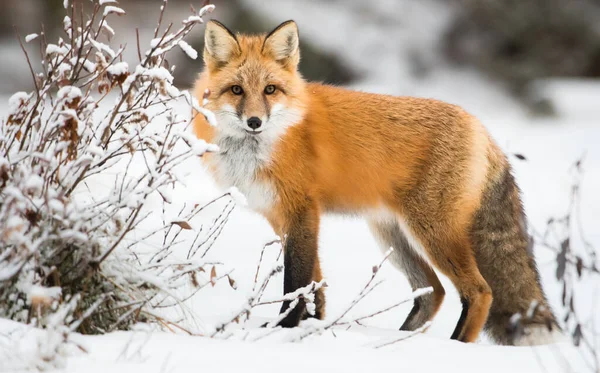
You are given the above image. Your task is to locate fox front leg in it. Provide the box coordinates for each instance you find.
[277,203,320,328]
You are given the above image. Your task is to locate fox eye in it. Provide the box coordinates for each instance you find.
[264,85,276,95]
[231,85,244,95]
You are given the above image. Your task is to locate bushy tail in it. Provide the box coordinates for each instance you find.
[470,164,562,345]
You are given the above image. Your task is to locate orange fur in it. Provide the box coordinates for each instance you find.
[192,20,556,344]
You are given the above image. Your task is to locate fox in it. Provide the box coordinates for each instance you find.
[192,19,561,345]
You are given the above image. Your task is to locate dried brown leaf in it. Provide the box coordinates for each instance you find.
[191,272,199,287]
[210,266,217,287]
[227,275,237,290]
[171,221,192,230]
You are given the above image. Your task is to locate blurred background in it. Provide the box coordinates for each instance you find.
[2,0,600,116]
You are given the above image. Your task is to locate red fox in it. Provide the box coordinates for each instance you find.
[193,20,560,345]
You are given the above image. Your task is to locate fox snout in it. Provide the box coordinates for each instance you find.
[239,95,269,133]
[247,117,262,130]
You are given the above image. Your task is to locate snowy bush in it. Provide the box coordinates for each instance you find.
[0,0,220,358]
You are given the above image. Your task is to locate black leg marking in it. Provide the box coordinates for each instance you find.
[400,297,422,331]
[276,206,318,328]
[451,297,470,340]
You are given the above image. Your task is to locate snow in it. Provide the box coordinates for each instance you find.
[89,39,116,58]
[149,38,162,49]
[100,22,115,37]
[70,57,97,73]
[145,66,173,83]
[176,132,215,156]
[166,84,181,98]
[183,15,203,25]
[57,86,82,101]
[228,186,248,206]
[24,34,38,43]
[178,40,198,60]
[25,285,62,303]
[197,107,217,127]
[0,318,583,373]
[23,174,44,194]
[183,91,218,127]
[103,6,125,17]
[45,44,69,56]
[8,92,30,112]
[106,61,129,76]
[199,4,216,17]
[56,61,72,77]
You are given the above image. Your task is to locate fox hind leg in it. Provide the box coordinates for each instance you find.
[388,209,492,342]
[414,234,493,343]
[368,218,445,331]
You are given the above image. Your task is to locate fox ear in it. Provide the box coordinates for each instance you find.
[204,20,240,69]
[263,20,299,68]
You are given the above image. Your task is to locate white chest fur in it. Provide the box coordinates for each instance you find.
[211,135,278,212]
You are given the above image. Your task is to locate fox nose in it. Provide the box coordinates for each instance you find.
[247,117,262,130]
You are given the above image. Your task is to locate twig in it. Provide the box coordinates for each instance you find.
[253,239,282,292]
[14,28,40,96]
[338,287,433,326]
[374,322,432,349]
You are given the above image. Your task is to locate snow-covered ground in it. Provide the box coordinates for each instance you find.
[0,317,583,373]
[2,0,600,372]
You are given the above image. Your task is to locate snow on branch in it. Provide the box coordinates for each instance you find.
[1,0,220,368]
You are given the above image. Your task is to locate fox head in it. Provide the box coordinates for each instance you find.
[202,20,307,139]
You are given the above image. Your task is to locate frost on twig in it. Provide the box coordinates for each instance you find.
[0,0,221,365]
[528,157,600,371]
[284,248,431,343]
[216,246,433,347]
